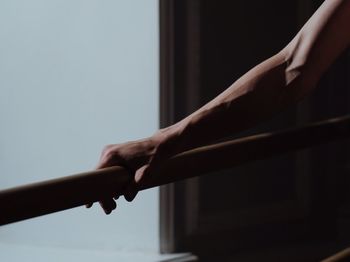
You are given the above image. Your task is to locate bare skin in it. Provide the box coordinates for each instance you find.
[88,0,350,214]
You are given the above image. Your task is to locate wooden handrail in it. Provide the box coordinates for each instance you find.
[1,115,350,226]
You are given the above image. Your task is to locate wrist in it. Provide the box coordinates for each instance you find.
[151,121,189,158]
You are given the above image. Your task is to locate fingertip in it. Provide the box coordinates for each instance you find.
[124,190,137,202]
[99,198,116,214]
[105,202,117,215]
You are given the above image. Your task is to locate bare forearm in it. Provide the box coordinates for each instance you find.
[156,50,303,154]
[154,0,350,156]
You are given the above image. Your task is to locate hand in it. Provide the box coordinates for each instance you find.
[86,135,167,214]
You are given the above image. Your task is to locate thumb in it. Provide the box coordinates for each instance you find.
[135,164,150,184]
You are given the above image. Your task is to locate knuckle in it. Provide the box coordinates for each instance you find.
[101,145,116,159]
[102,144,112,155]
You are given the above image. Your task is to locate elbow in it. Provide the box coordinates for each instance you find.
[281,47,319,100]
[281,31,323,99]
[283,44,308,86]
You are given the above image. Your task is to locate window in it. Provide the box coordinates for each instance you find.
[0,1,166,260]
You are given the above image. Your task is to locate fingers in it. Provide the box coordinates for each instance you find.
[123,175,138,202]
[99,198,117,215]
[85,164,147,212]
[85,198,117,215]
[124,189,138,202]
[96,145,123,170]
[123,165,149,202]
[86,145,125,214]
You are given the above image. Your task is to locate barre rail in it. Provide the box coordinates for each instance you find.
[1,115,350,226]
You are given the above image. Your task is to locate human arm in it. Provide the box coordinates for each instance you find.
[94,0,350,214]
[158,0,350,155]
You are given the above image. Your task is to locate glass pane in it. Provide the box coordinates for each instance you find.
[0,0,159,257]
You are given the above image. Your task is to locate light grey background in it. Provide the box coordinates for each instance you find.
[0,0,159,257]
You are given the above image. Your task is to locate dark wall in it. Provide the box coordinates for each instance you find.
[160,0,350,259]
[198,0,299,222]
[200,1,298,104]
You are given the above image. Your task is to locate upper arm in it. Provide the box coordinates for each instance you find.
[284,0,350,88]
